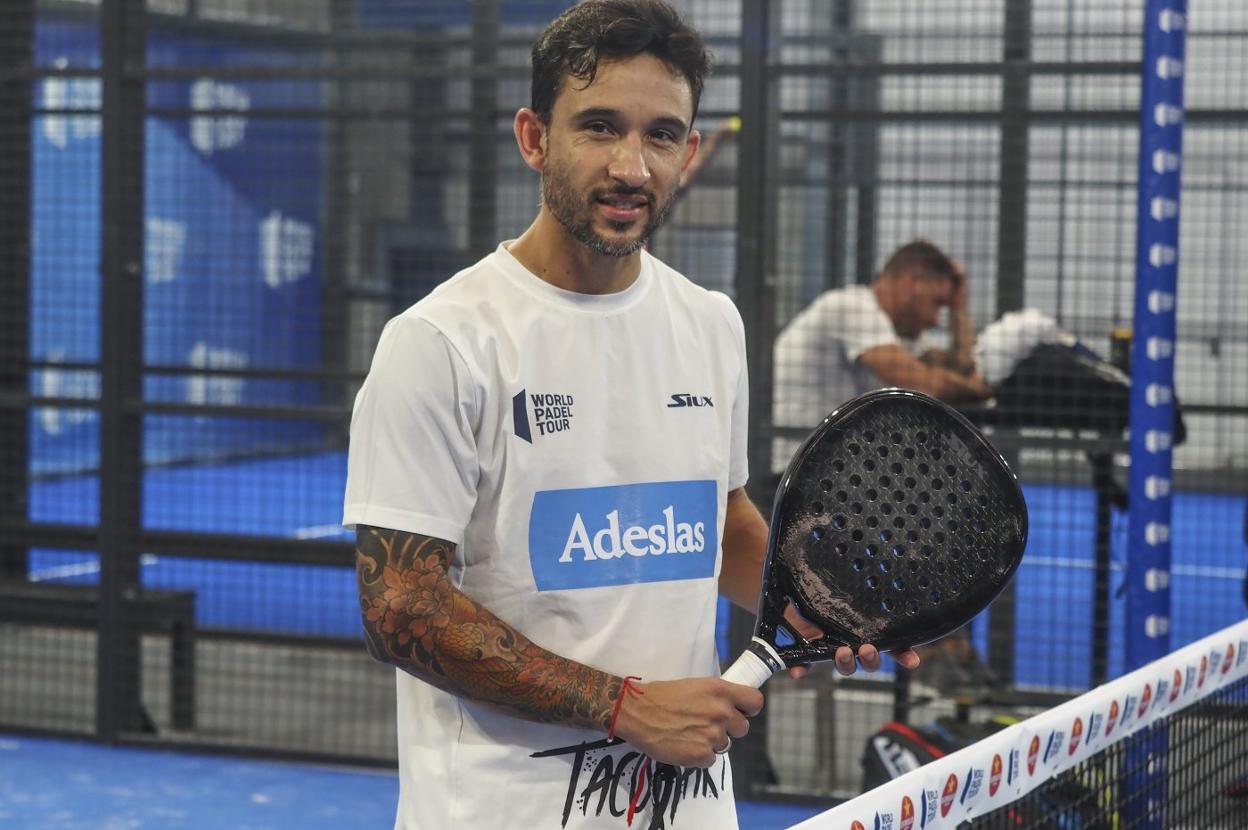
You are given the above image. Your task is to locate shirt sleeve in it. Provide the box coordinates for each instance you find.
[836,289,900,362]
[711,292,750,492]
[342,315,480,546]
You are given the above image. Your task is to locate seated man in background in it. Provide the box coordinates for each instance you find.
[772,240,996,693]
[772,239,992,464]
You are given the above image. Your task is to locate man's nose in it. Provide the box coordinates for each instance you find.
[607,134,650,189]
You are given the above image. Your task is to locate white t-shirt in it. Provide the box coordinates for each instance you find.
[344,243,749,830]
[771,286,928,470]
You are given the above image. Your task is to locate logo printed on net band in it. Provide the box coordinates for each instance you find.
[529,481,718,591]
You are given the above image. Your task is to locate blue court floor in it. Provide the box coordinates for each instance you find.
[0,734,824,830]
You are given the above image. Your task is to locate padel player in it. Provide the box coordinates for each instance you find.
[343,2,918,828]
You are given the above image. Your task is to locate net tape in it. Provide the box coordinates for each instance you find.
[789,618,1248,829]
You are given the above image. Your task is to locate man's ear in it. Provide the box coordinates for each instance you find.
[514,108,547,173]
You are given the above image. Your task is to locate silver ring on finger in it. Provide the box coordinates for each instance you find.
[714,737,732,755]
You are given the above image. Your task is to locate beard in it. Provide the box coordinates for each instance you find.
[540,160,679,258]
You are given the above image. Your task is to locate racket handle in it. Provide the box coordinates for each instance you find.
[721,637,786,688]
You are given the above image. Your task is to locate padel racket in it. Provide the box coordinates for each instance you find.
[722,388,1027,687]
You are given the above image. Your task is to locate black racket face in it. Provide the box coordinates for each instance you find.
[762,389,1027,655]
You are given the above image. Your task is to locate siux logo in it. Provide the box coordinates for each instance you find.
[528,481,718,591]
[667,394,713,408]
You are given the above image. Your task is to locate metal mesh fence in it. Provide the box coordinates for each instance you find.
[0,0,1244,813]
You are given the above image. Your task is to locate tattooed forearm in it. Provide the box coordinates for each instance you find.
[355,525,623,731]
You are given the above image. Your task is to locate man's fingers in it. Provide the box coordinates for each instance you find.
[857,644,881,671]
[834,646,856,675]
[891,648,921,670]
[726,711,751,740]
[722,683,764,717]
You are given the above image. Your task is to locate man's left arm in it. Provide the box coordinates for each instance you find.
[717,487,919,676]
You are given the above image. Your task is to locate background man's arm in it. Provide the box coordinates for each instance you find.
[356,524,762,767]
[919,260,976,374]
[859,343,992,402]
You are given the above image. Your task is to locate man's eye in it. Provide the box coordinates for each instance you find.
[586,122,612,134]
[651,130,676,143]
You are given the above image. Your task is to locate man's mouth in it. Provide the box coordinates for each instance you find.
[596,194,648,222]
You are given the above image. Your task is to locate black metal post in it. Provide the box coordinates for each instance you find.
[986,0,1032,687]
[996,0,1032,317]
[467,0,499,260]
[822,0,852,290]
[98,0,148,739]
[1090,454,1119,686]
[732,0,781,798]
[321,0,358,425]
[0,1,35,581]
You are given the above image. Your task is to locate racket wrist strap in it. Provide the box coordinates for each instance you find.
[721,638,785,688]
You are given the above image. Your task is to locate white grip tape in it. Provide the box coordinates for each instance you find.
[721,639,785,688]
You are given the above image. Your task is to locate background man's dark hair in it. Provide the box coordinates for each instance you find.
[879,240,957,283]
[530,0,711,123]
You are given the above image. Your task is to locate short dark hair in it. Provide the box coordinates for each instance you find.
[530,0,711,123]
[879,240,957,283]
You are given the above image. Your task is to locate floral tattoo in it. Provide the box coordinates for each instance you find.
[356,526,623,730]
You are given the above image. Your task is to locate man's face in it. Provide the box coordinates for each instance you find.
[538,53,698,257]
[895,270,954,338]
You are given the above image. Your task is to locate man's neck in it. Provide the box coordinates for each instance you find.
[507,212,642,295]
[872,279,901,328]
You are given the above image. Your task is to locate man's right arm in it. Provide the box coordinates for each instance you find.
[858,343,993,402]
[355,524,762,768]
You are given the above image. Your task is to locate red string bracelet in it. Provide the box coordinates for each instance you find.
[606,675,643,741]
[606,676,650,826]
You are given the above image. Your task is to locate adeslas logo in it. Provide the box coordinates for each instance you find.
[528,481,718,591]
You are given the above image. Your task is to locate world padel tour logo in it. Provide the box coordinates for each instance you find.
[513,389,576,443]
[528,481,717,591]
[989,754,1003,796]
[960,765,984,806]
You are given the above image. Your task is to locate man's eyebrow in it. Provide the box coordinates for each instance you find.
[569,107,690,135]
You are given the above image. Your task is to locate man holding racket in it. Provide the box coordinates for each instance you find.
[344,2,917,828]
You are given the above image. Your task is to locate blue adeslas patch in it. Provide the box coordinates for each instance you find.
[528,481,719,591]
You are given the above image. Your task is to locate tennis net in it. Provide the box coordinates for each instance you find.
[790,619,1248,829]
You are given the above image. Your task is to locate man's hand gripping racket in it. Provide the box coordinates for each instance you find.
[723,388,1028,687]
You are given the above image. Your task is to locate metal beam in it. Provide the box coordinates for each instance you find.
[98,0,148,739]
[0,0,34,580]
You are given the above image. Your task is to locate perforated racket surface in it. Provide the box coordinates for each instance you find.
[722,389,1027,687]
